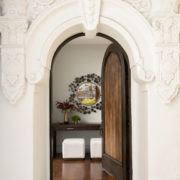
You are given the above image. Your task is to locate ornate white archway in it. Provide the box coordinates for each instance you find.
[24,1,155,180]
[1,1,180,180]
[26,0,154,84]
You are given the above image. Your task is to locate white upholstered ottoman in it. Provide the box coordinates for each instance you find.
[90,138,102,158]
[62,138,85,159]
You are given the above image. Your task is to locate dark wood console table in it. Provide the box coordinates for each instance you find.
[51,123,102,158]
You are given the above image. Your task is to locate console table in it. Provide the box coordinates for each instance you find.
[51,123,102,158]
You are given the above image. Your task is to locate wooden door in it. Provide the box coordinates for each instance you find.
[101,43,132,180]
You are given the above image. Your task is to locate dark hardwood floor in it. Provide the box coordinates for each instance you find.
[53,158,115,180]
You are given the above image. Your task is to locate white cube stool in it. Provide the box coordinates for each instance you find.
[62,138,85,159]
[90,138,102,158]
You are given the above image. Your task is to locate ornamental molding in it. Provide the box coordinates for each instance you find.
[131,58,155,83]
[156,47,180,104]
[1,0,27,17]
[79,0,101,38]
[0,19,28,104]
[1,0,180,105]
[152,16,179,44]
[152,16,180,103]
[1,48,25,104]
[27,0,57,21]
[1,0,152,27]
[122,0,151,18]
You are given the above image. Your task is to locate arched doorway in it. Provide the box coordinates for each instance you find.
[26,1,154,179]
[50,33,132,180]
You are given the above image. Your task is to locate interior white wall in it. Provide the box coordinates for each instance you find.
[52,44,109,123]
[52,43,109,152]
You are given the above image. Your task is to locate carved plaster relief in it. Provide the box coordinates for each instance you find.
[79,0,101,38]
[0,19,28,104]
[122,0,151,18]
[27,0,57,21]
[152,17,179,43]
[1,0,27,16]
[131,58,155,83]
[152,16,180,103]
[26,0,152,25]
[1,48,25,104]
[157,48,180,103]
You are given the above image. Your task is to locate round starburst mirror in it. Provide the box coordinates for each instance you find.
[68,73,101,114]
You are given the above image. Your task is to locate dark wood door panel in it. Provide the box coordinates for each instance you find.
[104,53,123,163]
[101,42,132,180]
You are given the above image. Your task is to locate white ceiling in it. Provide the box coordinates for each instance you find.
[69,36,112,45]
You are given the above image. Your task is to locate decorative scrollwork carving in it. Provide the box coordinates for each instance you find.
[153,16,180,103]
[131,58,155,83]
[79,0,101,38]
[122,0,151,18]
[157,48,180,104]
[1,0,27,16]
[1,48,25,104]
[27,0,57,21]
[0,19,28,104]
[152,17,179,43]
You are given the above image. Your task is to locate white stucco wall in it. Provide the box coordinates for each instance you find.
[0,86,34,180]
[0,0,180,180]
[148,90,180,180]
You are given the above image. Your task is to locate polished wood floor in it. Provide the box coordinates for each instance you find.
[53,158,115,180]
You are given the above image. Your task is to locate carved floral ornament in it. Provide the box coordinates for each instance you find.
[157,48,180,104]
[0,0,153,24]
[152,15,180,103]
[0,19,28,104]
[1,48,25,104]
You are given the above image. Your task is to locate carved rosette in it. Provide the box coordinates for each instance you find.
[79,0,101,38]
[0,20,28,104]
[153,16,180,103]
